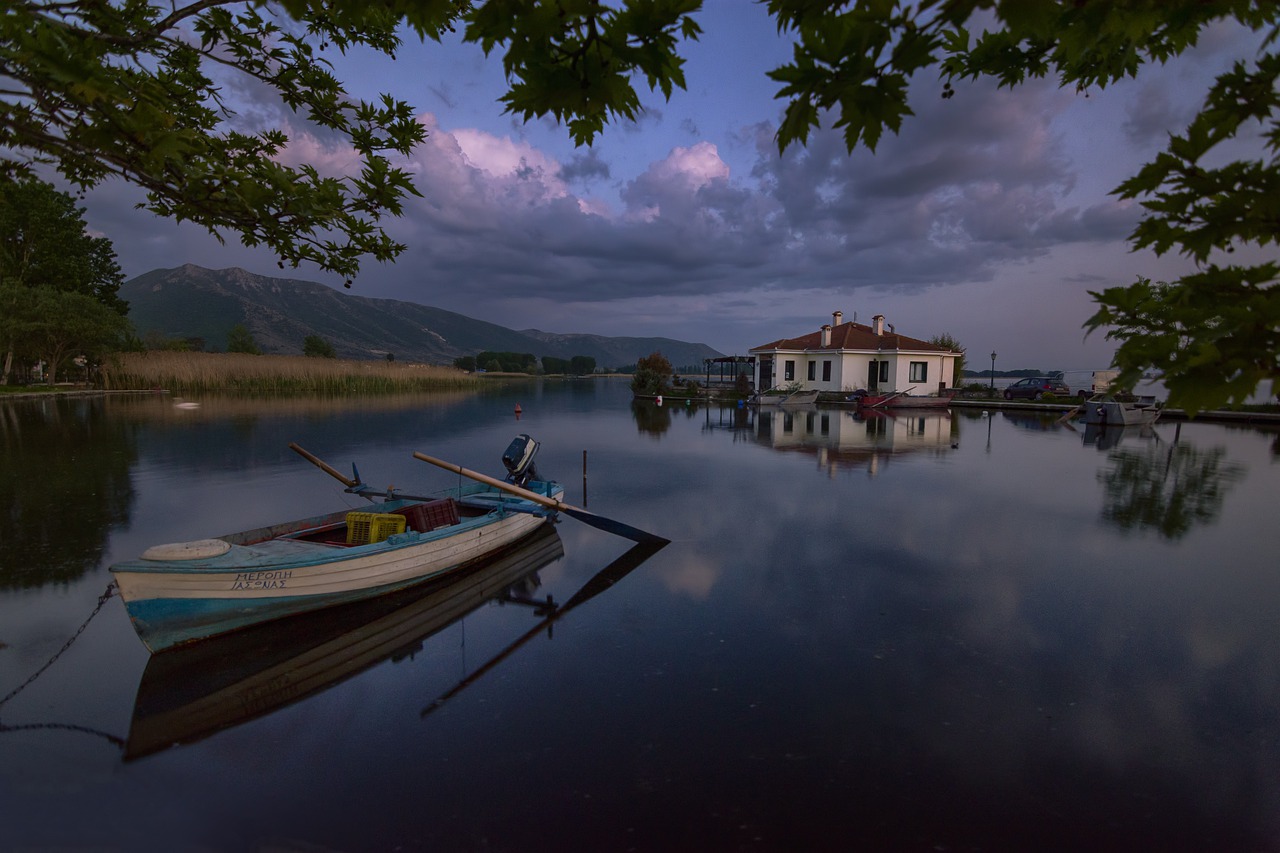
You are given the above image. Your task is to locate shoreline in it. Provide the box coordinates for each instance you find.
[7,386,1278,425]
[946,398,1280,424]
[630,392,1280,425]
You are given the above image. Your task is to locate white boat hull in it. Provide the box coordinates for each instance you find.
[111,486,561,652]
[1082,397,1160,426]
[756,390,821,406]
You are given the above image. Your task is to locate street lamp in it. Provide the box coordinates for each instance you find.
[990,351,997,396]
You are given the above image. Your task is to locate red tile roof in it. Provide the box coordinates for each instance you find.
[751,321,953,353]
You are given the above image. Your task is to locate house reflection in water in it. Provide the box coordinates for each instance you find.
[752,407,958,476]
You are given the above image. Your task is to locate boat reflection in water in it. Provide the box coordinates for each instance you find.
[127,526,627,760]
[752,407,957,476]
[1082,422,1159,451]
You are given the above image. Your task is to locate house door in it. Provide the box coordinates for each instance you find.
[867,360,878,392]
[759,357,773,391]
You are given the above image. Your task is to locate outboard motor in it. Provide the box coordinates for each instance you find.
[502,433,541,486]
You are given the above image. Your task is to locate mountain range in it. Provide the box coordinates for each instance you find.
[120,265,723,368]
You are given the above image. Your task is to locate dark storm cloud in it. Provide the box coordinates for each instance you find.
[1121,82,1193,147]
[74,30,1231,349]
[559,149,611,183]
[722,77,1131,291]
[78,65,1134,321]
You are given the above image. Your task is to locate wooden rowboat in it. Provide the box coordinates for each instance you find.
[110,434,661,654]
[852,387,956,409]
[110,482,562,653]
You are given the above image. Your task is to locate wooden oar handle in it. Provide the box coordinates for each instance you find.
[414,450,665,544]
[412,451,563,510]
[289,442,358,488]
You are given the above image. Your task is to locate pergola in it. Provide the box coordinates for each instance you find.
[703,356,756,388]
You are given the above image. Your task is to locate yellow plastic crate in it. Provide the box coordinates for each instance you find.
[345,511,406,545]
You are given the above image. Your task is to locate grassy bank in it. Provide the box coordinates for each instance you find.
[102,352,480,396]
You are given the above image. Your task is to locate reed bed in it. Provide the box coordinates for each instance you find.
[103,352,479,396]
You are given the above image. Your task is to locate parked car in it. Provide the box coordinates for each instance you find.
[1003,376,1071,400]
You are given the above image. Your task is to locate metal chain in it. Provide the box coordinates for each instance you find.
[0,581,118,710]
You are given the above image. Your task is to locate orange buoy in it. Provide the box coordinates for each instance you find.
[514,403,522,419]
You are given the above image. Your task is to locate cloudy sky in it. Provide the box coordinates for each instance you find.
[77,3,1270,370]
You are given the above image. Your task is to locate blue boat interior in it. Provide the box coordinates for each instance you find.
[219,480,562,552]
[277,498,466,547]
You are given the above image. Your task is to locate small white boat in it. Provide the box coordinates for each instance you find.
[853,388,956,409]
[110,434,669,653]
[754,388,821,407]
[1081,394,1160,427]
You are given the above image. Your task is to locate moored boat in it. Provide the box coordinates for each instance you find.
[1081,394,1160,427]
[754,388,821,406]
[852,388,956,409]
[111,435,567,653]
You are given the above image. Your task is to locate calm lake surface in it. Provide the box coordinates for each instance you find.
[2,381,1279,851]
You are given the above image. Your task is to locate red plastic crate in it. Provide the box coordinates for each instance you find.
[395,498,460,532]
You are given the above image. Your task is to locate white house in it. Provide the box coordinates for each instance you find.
[749,311,961,395]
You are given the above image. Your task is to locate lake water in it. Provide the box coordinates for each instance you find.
[2,382,1279,851]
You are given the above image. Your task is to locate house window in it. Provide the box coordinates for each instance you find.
[807,362,816,381]
[879,362,889,383]
[822,360,832,382]
[784,360,795,381]
[909,361,928,382]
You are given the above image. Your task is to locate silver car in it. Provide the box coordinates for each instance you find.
[1003,376,1071,400]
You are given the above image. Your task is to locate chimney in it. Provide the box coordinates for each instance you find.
[833,310,843,327]
[872,314,884,336]
[820,324,831,346]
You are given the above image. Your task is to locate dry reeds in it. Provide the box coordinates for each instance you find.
[102,352,479,396]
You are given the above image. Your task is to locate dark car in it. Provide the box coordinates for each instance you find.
[1003,376,1071,400]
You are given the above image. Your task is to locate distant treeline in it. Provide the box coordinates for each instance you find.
[452,351,709,376]
[614,363,706,375]
[454,351,598,375]
[962,368,1055,378]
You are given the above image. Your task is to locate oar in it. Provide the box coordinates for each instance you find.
[289,443,542,517]
[413,451,667,544]
[289,442,360,488]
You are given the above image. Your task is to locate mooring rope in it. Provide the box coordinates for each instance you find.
[0,720,125,748]
[0,580,118,710]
